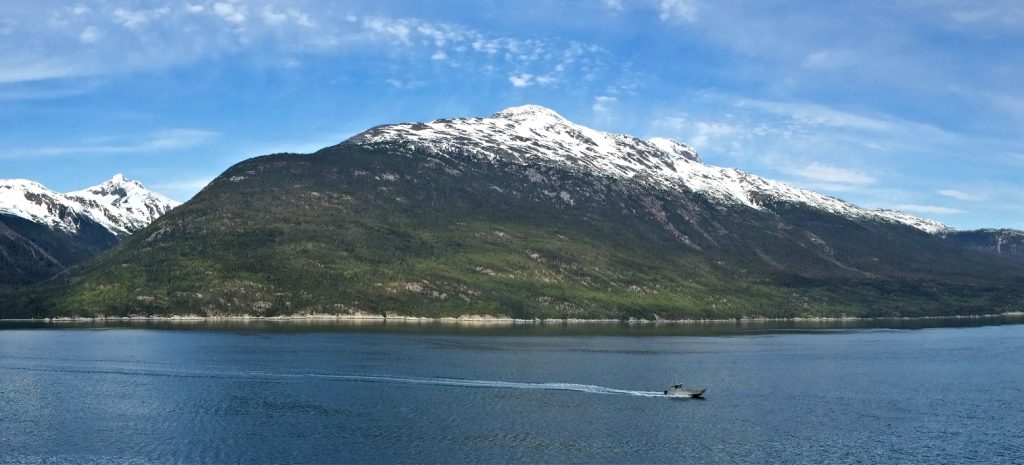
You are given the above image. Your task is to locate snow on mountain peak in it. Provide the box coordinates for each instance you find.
[67,175,180,234]
[0,175,179,235]
[108,173,142,187]
[346,106,952,234]
[492,104,568,122]
[648,137,701,163]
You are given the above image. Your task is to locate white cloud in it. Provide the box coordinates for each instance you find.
[592,95,617,114]
[509,73,533,87]
[431,50,448,60]
[70,4,91,16]
[604,0,624,12]
[212,2,246,24]
[651,115,740,149]
[112,6,170,29]
[261,7,288,26]
[790,162,877,186]
[289,9,314,27]
[417,23,463,47]
[659,0,698,23]
[184,3,205,14]
[938,189,985,202]
[472,39,500,54]
[892,204,966,215]
[690,121,737,148]
[362,17,412,44]
[260,6,314,27]
[534,74,556,85]
[79,26,101,44]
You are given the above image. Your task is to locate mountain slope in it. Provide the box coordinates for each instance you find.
[946,229,1024,262]
[7,107,1022,318]
[0,175,179,288]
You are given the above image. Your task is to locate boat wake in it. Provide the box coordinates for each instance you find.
[1,360,663,398]
[305,373,665,397]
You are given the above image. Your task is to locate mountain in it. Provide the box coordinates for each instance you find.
[352,105,952,234]
[0,175,179,288]
[65,174,179,234]
[946,229,1024,262]
[6,106,1022,319]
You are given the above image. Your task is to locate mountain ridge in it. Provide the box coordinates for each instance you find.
[348,105,951,234]
[4,106,1021,318]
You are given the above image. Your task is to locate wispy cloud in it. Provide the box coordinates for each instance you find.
[688,121,738,149]
[0,3,610,96]
[150,175,216,201]
[938,189,985,202]
[604,0,625,13]
[736,99,903,133]
[787,162,877,188]
[3,129,217,158]
[78,25,101,43]
[0,60,82,84]
[112,6,170,29]
[651,115,741,151]
[592,95,617,114]
[943,1,1024,29]
[892,204,966,215]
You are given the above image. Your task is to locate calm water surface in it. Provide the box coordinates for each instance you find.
[1,318,1022,464]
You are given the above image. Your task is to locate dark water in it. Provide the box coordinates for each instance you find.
[2,319,1023,464]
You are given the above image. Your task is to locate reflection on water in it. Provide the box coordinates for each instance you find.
[2,313,1023,335]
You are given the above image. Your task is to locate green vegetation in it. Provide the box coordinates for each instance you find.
[0,214,118,289]
[5,144,1023,319]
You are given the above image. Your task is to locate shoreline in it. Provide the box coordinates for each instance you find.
[4,311,1022,325]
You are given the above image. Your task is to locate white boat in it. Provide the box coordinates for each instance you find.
[664,385,705,398]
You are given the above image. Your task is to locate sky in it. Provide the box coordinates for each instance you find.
[0,0,1021,230]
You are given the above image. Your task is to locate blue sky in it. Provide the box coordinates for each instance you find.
[1,0,1021,229]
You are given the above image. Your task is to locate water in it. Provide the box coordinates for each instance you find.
[2,319,1023,464]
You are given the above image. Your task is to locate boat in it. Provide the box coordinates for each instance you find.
[664,385,705,398]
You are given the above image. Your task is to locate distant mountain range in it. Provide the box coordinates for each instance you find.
[0,174,178,287]
[3,106,1022,319]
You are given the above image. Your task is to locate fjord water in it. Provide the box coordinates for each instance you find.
[2,320,1023,464]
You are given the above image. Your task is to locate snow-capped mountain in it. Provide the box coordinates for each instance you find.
[350,104,951,234]
[0,174,179,236]
[67,174,180,234]
[0,179,88,234]
[17,105,1021,318]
